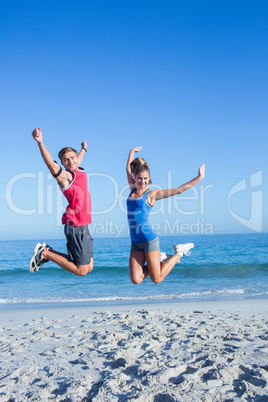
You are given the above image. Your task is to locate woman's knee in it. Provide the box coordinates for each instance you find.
[130,275,144,285]
[150,275,163,284]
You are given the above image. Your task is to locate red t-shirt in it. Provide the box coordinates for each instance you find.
[61,168,92,226]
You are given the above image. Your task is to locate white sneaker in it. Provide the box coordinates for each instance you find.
[166,253,181,264]
[29,243,51,273]
[160,252,167,261]
[160,252,181,264]
[173,243,194,256]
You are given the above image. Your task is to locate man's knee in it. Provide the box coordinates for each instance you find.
[86,259,94,273]
[77,262,93,276]
[76,267,88,276]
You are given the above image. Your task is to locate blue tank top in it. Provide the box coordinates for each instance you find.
[127,189,158,244]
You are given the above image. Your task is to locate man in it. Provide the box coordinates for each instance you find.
[30,127,93,276]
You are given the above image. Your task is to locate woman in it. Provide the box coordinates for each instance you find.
[126,147,205,284]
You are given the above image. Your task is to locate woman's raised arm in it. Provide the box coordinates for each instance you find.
[148,164,205,204]
[126,147,142,189]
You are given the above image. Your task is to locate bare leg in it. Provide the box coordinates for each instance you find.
[146,250,181,284]
[129,251,149,284]
[43,249,93,277]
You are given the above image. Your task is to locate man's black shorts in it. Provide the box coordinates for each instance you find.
[64,225,93,265]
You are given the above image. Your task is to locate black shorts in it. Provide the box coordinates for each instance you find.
[64,225,93,265]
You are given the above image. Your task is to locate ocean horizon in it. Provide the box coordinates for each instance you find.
[0,233,267,310]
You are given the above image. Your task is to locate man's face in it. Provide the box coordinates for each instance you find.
[61,151,79,171]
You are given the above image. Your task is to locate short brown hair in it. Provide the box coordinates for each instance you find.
[58,147,77,161]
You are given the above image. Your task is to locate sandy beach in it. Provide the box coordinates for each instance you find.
[0,299,268,401]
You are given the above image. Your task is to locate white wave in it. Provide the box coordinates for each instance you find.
[1,289,268,305]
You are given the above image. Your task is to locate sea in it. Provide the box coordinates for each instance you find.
[0,234,267,310]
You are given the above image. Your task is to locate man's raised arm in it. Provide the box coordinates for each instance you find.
[77,140,88,166]
[32,127,71,188]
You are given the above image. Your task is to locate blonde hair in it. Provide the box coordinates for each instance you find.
[58,147,77,161]
[130,157,152,185]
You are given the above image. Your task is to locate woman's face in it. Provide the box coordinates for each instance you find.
[135,171,150,189]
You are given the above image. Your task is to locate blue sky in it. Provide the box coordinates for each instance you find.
[1,0,267,240]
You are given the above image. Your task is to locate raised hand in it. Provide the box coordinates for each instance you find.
[32,127,43,143]
[81,140,88,151]
[198,164,205,179]
[132,147,142,153]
